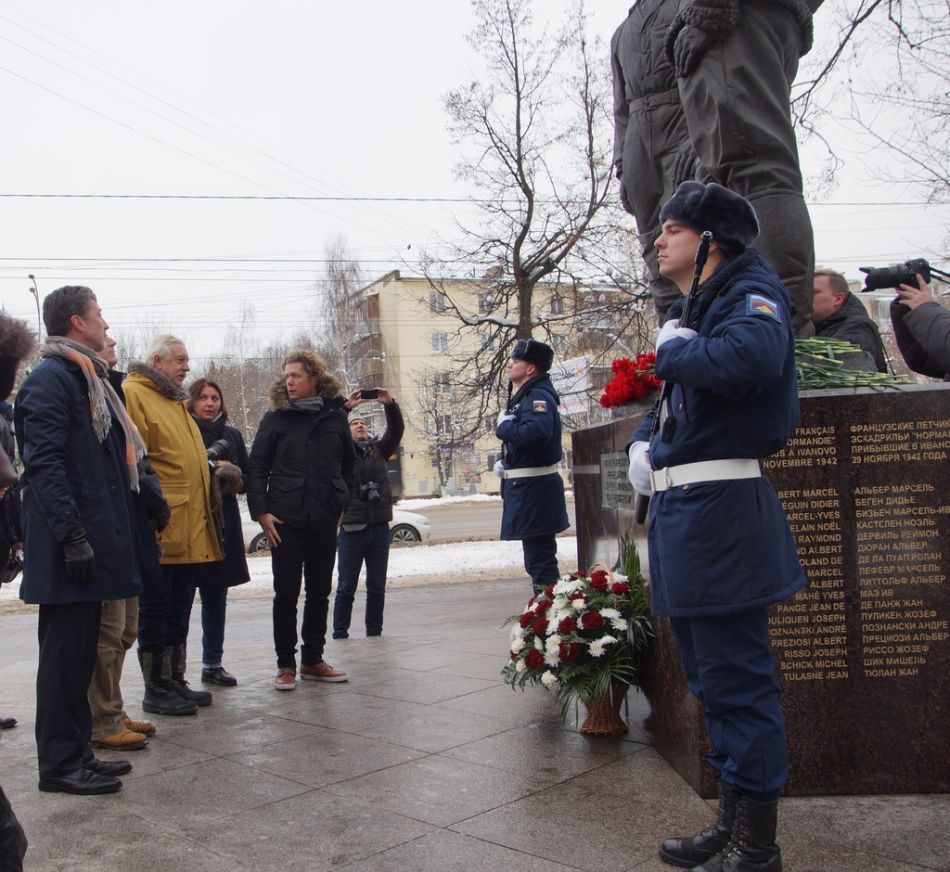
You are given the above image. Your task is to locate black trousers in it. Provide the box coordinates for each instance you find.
[137,562,198,654]
[521,535,560,595]
[271,520,338,669]
[35,600,102,779]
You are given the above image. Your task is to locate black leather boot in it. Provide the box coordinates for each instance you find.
[0,785,27,871]
[693,794,782,872]
[139,650,197,716]
[168,644,212,707]
[659,782,738,868]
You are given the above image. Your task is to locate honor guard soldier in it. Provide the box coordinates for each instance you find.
[495,339,570,595]
[627,182,805,872]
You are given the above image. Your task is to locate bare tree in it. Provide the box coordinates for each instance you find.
[424,0,652,438]
[318,235,364,384]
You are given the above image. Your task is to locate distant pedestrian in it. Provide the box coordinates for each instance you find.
[495,339,569,595]
[333,387,404,639]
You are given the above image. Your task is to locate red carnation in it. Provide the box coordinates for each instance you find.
[534,598,552,615]
[532,617,549,636]
[558,615,577,634]
[569,592,588,604]
[544,584,556,597]
[611,582,631,595]
[524,648,544,670]
[581,611,604,631]
[590,570,609,592]
[558,641,581,662]
[519,612,533,629]
[599,353,661,408]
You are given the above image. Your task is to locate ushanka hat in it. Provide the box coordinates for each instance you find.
[659,181,759,253]
[511,338,554,372]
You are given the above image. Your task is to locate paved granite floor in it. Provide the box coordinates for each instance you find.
[1,579,947,872]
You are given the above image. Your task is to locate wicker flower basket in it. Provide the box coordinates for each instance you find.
[580,678,629,736]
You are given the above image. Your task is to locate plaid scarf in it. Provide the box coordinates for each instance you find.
[40,337,145,492]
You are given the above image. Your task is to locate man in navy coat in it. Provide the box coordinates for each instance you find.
[15,286,143,795]
[495,339,569,594]
[627,183,804,872]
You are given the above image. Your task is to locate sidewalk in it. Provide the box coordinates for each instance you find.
[0,579,946,872]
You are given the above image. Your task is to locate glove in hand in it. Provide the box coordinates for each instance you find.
[673,25,717,78]
[497,410,515,428]
[656,318,698,351]
[62,529,95,585]
[493,459,505,478]
[628,441,653,496]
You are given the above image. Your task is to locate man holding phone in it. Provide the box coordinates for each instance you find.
[333,387,404,639]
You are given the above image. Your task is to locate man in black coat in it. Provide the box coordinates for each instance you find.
[332,388,404,639]
[248,350,356,691]
[812,269,887,372]
[890,275,950,379]
[14,286,144,795]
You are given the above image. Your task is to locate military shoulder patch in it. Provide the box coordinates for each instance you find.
[532,399,548,413]
[746,293,781,321]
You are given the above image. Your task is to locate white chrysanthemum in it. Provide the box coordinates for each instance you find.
[613,572,629,583]
[588,636,619,658]
[610,618,629,632]
[545,633,562,653]
[510,637,526,655]
[534,636,544,651]
[552,596,568,611]
[554,608,573,624]
[540,670,559,689]
[511,624,525,640]
[515,659,527,673]
[544,650,560,667]
[572,598,587,612]
[600,608,622,621]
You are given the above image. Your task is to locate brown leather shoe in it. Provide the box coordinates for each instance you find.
[123,717,157,737]
[300,661,348,683]
[273,668,297,691]
[92,727,149,751]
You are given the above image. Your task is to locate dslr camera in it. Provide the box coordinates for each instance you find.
[206,438,231,462]
[360,481,381,503]
[859,258,932,291]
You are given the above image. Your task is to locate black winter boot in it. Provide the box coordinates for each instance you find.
[0,785,27,871]
[168,644,212,707]
[139,650,197,716]
[659,782,738,868]
[693,794,782,872]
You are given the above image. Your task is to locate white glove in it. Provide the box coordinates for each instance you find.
[497,410,515,428]
[656,318,697,351]
[628,441,653,496]
[493,459,505,477]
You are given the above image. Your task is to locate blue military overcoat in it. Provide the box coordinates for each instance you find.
[14,356,142,605]
[496,375,569,540]
[629,249,805,617]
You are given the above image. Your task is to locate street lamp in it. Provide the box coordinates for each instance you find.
[27,274,41,343]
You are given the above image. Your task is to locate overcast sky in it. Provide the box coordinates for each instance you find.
[1,0,946,366]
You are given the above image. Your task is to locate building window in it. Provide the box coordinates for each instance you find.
[431,332,448,353]
[436,414,452,435]
[434,371,451,395]
[484,413,496,433]
[479,329,497,350]
[429,292,446,313]
[550,294,564,315]
[478,291,495,314]
[552,334,570,355]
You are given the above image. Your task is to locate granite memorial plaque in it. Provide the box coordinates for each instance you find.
[601,451,636,510]
[571,384,950,797]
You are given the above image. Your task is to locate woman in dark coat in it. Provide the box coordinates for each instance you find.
[187,378,250,686]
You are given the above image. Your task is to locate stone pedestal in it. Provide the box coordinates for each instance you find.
[572,385,950,797]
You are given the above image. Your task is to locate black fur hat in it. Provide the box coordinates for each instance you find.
[0,313,36,400]
[511,338,554,372]
[659,181,759,253]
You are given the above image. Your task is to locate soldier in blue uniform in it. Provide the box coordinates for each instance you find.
[627,182,804,872]
[495,340,569,594]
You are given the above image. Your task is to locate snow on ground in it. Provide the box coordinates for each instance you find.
[395,491,572,511]
[0,536,580,609]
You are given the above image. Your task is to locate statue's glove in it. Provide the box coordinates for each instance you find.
[673,25,718,78]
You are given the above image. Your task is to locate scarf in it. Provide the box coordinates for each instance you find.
[40,337,145,492]
[191,412,227,449]
[291,396,324,413]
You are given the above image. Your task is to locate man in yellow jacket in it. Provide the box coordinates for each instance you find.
[123,335,222,716]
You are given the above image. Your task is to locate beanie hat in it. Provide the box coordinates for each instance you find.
[511,338,554,372]
[659,181,759,253]
[348,409,366,424]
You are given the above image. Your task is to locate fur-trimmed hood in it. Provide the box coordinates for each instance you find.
[268,371,344,411]
[127,361,188,400]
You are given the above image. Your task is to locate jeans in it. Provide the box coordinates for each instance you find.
[670,608,788,800]
[198,580,228,668]
[333,523,391,637]
[271,520,338,669]
[138,562,199,654]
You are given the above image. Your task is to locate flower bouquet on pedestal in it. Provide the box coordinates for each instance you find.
[599,352,661,409]
[502,539,653,735]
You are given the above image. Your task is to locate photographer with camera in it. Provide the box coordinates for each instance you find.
[188,379,250,686]
[811,269,887,372]
[332,388,404,639]
[890,275,950,379]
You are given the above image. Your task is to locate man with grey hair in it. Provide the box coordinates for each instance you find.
[15,285,143,794]
[123,335,222,715]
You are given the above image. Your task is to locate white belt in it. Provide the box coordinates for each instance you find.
[502,464,560,480]
[650,458,761,492]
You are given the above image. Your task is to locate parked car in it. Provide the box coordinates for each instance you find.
[239,503,431,554]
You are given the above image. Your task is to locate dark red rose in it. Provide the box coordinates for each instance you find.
[581,611,604,631]
[532,617,549,636]
[611,582,631,595]
[524,648,544,670]
[590,570,609,592]
[558,615,577,634]
[534,598,552,615]
[519,612,533,628]
[569,571,584,580]
[558,641,581,662]
[569,592,588,604]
